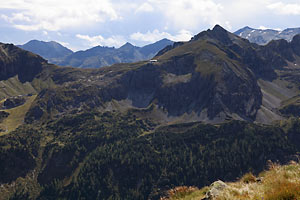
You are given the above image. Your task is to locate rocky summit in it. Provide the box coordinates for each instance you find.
[2,25,300,199]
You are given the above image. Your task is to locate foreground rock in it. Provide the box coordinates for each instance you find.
[202,180,227,200]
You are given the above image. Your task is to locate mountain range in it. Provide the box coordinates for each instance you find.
[1,25,300,199]
[18,38,173,68]
[235,26,300,45]
[17,40,73,64]
[17,26,300,71]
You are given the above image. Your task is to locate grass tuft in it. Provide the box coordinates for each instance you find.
[241,172,256,184]
[162,162,300,200]
[264,180,300,200]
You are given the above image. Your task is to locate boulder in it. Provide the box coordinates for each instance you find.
[202,180,227,200]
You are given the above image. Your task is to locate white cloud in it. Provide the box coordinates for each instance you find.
[267,2,300,15]
[0,0,120,31]
[258,25,282,31]
[147,0,223,30]
[130,29,192,43]
[135,3,154,13]
[76,34,126,48]
[1,13,31,23]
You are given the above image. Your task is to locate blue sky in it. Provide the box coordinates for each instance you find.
[1,0,300,51]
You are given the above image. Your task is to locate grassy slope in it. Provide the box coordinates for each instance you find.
[0,95,37,136]
[0,76,37,99]
[164,162,300,200]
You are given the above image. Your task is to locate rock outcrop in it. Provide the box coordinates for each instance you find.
[202,180,227,200]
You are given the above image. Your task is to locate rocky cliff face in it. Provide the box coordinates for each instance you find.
[0,43,46,82]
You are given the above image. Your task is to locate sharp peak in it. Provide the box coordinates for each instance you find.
[122,42,134,46]
[119,42,136,49]
[242,26,254,30]
[157,38,172,42]
[191,24,232,42]
[234,26,255,34]
[212,24,228,32]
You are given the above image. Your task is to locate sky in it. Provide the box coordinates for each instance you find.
[1,0,300,51]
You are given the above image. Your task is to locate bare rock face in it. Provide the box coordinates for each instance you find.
[0,43,45,82]
[3,96,26,109]
[202,180,227,200]
[114,50,261,122]
[0,111,9,123]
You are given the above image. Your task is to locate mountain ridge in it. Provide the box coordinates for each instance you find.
[2,25,300,199]
[235,26,300,45]
[17,40,73,64]
[18,38,174,68]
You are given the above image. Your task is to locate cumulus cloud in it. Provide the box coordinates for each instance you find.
[130,29,193,43]
[135,3,154,13]
[147,0,223,30]
[1,13,31,23]
[0,0,120,31]
[267,2,300,15]
[76,34,126,48]
[258,25,282,31]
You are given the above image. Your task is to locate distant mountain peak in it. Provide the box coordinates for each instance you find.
[234,26,255,36]
[242,26,254,30]
[18,40,73,61]
[120,42,135,49]
[235,26,300,45]
[159,38,171,42]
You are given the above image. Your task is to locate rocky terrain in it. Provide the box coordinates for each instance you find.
[162,161,300,200]
[1,25,300,199]
[235,26,300,45]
